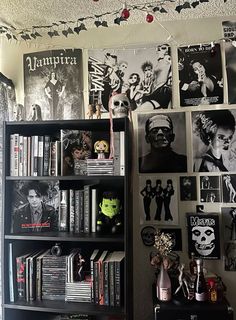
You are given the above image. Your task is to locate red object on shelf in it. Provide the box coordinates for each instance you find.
[146,13,154,23]
[121,8,130,19]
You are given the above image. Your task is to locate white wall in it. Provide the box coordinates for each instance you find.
[1,15,236,320]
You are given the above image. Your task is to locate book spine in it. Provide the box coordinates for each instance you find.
[23,136,28,176]
[91,188,98,233]
[27,137,31,176]
[59,189,69,231]
[103,260,109,306]
[8,243,14,302]
[13,133,19,176]
[36,256,42,300]
[79,190,84,233]
[83,185,91,234]
[43,135,50,176]
[109,261,115,307]
[114,260,122,306]
[18,135,24,176]
[94,261,99,304]
[69,189,75,233]
[74,190,81,234]
[32,135,39,176]
[120,131,125,176]
[37,136,44,176]
[16,256,27,300]
[113,131,120,176]
[49,141,57,176]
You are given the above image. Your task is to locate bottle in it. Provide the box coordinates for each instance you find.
[156,262,171,301]
[208,279,217,303]
[194,259,207,302]
[189,252,197,275]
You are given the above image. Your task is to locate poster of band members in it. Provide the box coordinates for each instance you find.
[24,49,83,120]
[139,176,178,225]
[138,112,187,173]
[11,180,59,233]
[222,21,236,104]
[179,176,197,201]
[88,45,172,114]
[221,207,236,242]
[222,174,236,203]
[178,43,223,107]
[200,175,221,203]
[192,109,236,172]
[186,213,220,259]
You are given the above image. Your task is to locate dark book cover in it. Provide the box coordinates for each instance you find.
[12,180,59,233]
[24,49,83,120]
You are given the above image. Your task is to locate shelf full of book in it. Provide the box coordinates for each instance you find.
[2,118,133,320]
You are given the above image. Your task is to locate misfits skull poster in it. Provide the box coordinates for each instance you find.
[88,45,172,114]
[24,49,83,120]
[186,213,220,259]
[178,43,223,107]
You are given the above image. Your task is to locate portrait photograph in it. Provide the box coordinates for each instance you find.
[178,43,223,107]
[139,176,178,225]
[88,44,172,113]
[138,111,187,173]
[179,176,197,201]
[222,174,236,203]
[200,175,221,203]
[192,109,236,172]
[186,213,220,259]
[224,242,236,271]
[221,207,236,242]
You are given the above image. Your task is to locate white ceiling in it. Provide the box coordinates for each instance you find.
[0,0,236,37]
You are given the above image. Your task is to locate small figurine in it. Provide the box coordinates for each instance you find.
[95,103,102,119]
[96,191,122,234]
[94,140,109,159]
[110,92,130,118]
[87,104,94,119]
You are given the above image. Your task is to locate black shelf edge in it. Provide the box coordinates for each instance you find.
[3,301,125,316]
[5,232,124,242]
[6,175,124,181]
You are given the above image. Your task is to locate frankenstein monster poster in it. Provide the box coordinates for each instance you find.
[186,213,220,259]
[24,49,83,120]
[178,43,223,107]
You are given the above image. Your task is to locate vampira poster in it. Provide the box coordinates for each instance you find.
[186,213,220,259]
[222,21,236,104]
[24,49,83,120]
[178,43,223,107]
[88,45,172,113]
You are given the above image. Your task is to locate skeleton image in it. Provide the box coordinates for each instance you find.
[110,93,130,118]
[192,225,215,256]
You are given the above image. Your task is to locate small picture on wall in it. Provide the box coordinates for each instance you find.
[221,207,236,241]
[186,213,220,259]
[222,174,236,203]
[159,228,182,251]
[139,176,178,225]
[200,175,221,203]
[179,176,197,201]
[224,242,236,271]
[178,43,223,107]
[138,112,187,173]
[192,109,236,172]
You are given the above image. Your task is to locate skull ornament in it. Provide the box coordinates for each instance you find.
[192,226,215,256]
[110,93,130,118]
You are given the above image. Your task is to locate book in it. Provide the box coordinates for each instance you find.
[43,135,51,176]
[74,189,84,234]
[102,252,114,306]
[29,249,45,301]
[32,135,39,176]
[36,249,51,300]
[23,136,28,176]
[112,251,125,307]
[120,131,125,176]
[84,184,96,233]
[18,135,24,176]
[10,133,19,176]
[16,252,32,300]
[93,250,108,304]
[8,243,15,302]
[69,189,75,233]
[37,136,44,176]
[59,189,69,232]
[91,188,98,233]
[89,249,100,303]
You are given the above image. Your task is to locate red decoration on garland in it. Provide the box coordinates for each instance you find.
[121,8,130,19]
[146,13,154,23]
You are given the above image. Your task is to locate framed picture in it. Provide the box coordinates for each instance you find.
[186,213,220,259]
[200,175,221,203]
[179,176,197,201]
[224,242,236,271]
[139,176,178,225]
[221,207,236,241]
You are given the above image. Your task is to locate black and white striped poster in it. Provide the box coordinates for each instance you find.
[178,43,223,107]
[24,49,83,120]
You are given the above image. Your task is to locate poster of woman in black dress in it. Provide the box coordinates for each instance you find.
[88,45,172,114]
[178,43,223,107]
[24,49,83,120]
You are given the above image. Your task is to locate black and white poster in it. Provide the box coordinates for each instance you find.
[222,174,236,203]
[88,45,172,114]
[24,49,83,120]
[139,176,178,225]
[222,21,236,104]
[186,213,220,259]
[138,112,187,173]
[200,175,221,203]
[192,109,236,172]
[179,176,197,201]
[178,43,223,107]
[11,180,59,233]
[224,242,236,271]
[221,207,236,242]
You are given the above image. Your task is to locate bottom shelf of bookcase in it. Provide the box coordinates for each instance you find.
[3,300,125,316]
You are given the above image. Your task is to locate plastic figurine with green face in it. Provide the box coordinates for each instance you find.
[99,196,120,218]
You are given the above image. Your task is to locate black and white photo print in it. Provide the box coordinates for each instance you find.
[224,242,236,271]
[139,176,178,225]
[222,174,236,203]
[200,175,221,203]
[186,213,220,259]
[159,228,182,251]
[221,207,236,242]
[179,176,197,201]
[178,43,223,107]
[138,112,187,173]
[88,45,172,114]
[192,109,236,172]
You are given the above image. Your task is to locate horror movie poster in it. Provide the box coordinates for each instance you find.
[221,20,236,105]
[178,43,223,107]
[88,45,172,115]
[24,49,83,120]
[186,213,220,259]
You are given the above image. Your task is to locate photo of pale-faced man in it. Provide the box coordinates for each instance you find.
[138,112,187,173]
[12,180,59,233]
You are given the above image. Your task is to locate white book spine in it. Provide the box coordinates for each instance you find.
[120,131,125,176]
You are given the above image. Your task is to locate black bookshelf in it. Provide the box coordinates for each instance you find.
[1,118,133,320]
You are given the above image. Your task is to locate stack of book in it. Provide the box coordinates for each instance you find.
[86,159,114,176]
[65,281,91,302]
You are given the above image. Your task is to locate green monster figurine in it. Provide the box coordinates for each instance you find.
[96,191,122,234]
